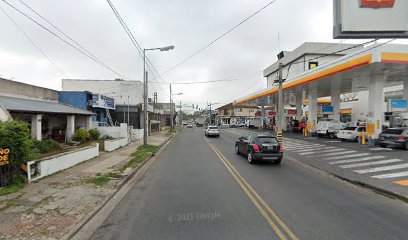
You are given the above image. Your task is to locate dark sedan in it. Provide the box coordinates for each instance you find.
[378,127,408,150]
[235,132,283,164]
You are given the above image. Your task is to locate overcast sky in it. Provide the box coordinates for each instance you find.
[1,0,407,111]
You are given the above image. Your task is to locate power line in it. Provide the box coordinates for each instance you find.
[1,0,127,79]
[105,0,170,97]
[0,4,65,76]
[162,0,279,76]
[165,71,261,85]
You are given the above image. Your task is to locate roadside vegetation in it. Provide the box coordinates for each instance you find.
[165,129,176,137]
[119,145,159,172]
[85,172,117,187]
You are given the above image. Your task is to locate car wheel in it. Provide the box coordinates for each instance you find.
[379,143,387,148]
[405,143,408,150]
[340,138,346,142]
[247,151,254,164]
[235,145,240,155]
[329,133,335,139]
[275,157,282,165]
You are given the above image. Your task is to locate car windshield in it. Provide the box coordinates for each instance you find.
[382,128,404,135]
[257,137,278,144]
[344,127,357,130]
[208,127,218,130]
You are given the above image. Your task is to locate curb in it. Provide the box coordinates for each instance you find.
[64,131,177,240]
[286,155,408,204]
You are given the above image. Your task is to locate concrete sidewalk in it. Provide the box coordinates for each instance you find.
[0,130,173,240]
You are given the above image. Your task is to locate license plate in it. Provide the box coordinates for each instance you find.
[267,146,274,150]
[263,157,278,160]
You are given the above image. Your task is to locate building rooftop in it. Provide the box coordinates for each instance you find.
[0,96,95,115]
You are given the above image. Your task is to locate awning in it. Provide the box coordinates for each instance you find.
[0,96,95,115]
[235,43,408,105]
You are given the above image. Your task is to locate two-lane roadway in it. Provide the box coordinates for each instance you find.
[90,127,408,240]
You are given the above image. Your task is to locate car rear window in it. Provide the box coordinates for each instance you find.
[209,127,218,130]
[382,128,404,135]
[257,137,278,144]
[344,127,357,130]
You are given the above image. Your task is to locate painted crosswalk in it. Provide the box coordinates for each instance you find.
[284,138,408,183]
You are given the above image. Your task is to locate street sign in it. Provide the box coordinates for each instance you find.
[322,105,334,114]
[0,147,10,166]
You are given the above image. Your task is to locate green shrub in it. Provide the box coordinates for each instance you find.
[0,121,34,163]
[33,139,61,153]
[72,128,91,143]
[89,128,101,140]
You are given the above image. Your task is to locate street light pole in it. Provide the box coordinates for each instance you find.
[170,84,173,131]
[143,49,148,145]
[143,45,174,145]
[276,63,284,144]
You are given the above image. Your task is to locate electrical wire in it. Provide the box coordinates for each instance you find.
[105,0,170,98]
[0,4,66,76]
[162,0,279,76]
[1,0,127,79]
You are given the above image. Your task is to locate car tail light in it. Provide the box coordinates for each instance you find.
[253,144,261,152]
[398,135,405,140]
[279,145,283,152]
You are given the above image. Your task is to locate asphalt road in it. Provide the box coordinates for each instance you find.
[90,127,408,240]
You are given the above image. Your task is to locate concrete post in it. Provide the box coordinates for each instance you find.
[261,104,265,129]
[308,83,318,134]
[331,80,341,122]
[368,75,385,139]
[296,91,303,121]
[31,114,42,141]
[85,116,93,130]
[66,115,75,142]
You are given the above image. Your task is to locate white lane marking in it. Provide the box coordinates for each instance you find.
[290,147,324,153]
[369,148,393,151]
[354,163,408,174]
[318,148,347,154]
[372,171,408,179]
[284,145,323,151]
[326,153,371,160]
[325,141,342,143]
[320,151,357,157]
[330,155,384,164]
[340,159,403,169]
[299,147,340,155]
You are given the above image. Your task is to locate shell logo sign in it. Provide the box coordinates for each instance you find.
[359,0,396,8]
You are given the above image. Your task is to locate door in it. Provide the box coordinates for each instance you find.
[239,133,249,153]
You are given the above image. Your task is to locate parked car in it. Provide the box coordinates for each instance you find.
[229,122,245,128]
[378,127,408,150]
[316,120,343,138]
[205,126,220,137]
[337,126,367,141]
[235,133,283,164]
[248,119,261,129]
[187,123,193,128]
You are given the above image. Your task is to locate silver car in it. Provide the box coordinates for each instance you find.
[205,126,220,137]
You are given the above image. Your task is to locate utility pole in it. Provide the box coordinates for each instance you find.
[276,63,284,144]
[179,101,182,125]
[127,96,130,127]
[170,84,173,131]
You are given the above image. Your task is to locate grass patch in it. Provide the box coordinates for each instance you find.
[85,172,116,187]
[165,129,176,137]
[0,183,24,197]
[119,145,159,172]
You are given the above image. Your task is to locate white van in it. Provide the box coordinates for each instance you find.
[316,120,343,138]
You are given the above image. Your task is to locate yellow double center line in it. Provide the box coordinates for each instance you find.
[205,138,299,240]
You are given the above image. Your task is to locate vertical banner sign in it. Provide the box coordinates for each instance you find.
[366,123,375,137]
[0,147,10,166]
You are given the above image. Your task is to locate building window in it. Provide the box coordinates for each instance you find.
[308,62,318,69]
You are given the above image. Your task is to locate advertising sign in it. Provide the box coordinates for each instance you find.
[360,0,395,8]
[321,106,334,114]
[388,99,407,112]
[0,147,10,166]
[366,123,376,137]
[287,109,297,115]
[268,111,276,117]
[92,94,115,110]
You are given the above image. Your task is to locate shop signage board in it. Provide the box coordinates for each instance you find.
[322,106,334,114]
[0,147,10,166]
[268,111,276,117]
[388,99,407,112]
[287,109,297,115]
[333,0,408,38]
[92,94,115,110]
